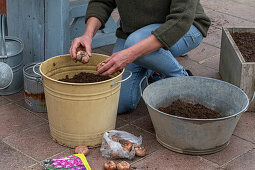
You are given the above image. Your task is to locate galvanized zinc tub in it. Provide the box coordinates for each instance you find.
[23,63,47,113]
[141,76,250,155]
[40,54,129,148]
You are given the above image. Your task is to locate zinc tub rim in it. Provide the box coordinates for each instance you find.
[143,76,249,121]
[39,53,124,86]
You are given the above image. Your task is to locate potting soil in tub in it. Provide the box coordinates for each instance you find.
[59,72,111,83]
[158,99,222,119]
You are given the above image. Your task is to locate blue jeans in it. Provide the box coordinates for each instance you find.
[113,24,203,114]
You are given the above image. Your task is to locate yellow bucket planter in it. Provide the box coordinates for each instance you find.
[40,54,129,148]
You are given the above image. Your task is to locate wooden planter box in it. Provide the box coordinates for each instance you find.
[219,28,255,110]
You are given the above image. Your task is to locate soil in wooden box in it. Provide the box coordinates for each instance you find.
[59,72,111,83]
[158,99,222,119]
[230,32,255,62]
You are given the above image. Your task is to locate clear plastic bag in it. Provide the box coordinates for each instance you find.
[100,130,142,160]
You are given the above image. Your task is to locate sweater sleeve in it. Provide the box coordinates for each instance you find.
[152,0,198,50]
[85,0,117,29]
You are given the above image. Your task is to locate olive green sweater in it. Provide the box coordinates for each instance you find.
[85,0,211,49]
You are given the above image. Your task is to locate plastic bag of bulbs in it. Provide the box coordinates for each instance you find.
[100,130,146,160]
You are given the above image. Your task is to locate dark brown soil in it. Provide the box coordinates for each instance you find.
[231,32,255,62]
[59,72,111,83]
[158,99,222,119]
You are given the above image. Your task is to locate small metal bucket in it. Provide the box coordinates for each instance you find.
[140,76,254,155]
[23,63,46,113]
[0,14,24,95]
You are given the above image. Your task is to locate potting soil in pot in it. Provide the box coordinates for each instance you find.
[231,32,255,62]
[59,72,111,83]
[158,99,222,119]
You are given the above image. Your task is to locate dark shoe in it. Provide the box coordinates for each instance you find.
[186,70,193,76]
[180,53,188,57]
[148,72,162,83]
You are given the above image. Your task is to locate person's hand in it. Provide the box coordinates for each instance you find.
[97,49,136,76]
[69,35,92,63]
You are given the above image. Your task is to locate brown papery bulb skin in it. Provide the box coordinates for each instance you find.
[104,160,117,170]
[121,141,132,152]
[117,161,130,170]
[74,146,89,156]
[134,145,146,157]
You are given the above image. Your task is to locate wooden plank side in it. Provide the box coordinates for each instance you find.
[220,27,255,111]
[7,0,45,64]
[69,0,117,49]
[241,63,255,98]
[45,0,70,59]
[219,28,242,87]
[69,0,88,18]
[0,0,6,14]
[102,16,117,34]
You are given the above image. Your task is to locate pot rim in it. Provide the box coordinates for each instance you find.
[40,53,125,86]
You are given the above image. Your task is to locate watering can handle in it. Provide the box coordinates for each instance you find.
[111,70,132,86]
[0,14,7,58]
[139,76,149,97]
[33,62,42,78]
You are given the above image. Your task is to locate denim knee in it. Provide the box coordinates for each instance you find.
[124,33,147,49]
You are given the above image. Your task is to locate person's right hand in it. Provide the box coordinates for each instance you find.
[69,35,92,63]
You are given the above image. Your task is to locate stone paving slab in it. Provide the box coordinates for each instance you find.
[0,96,10,107]
[203,30,222,49]
[1,0,255,169]
[187,42,220,63]
[201,0,255,22]
[0,141,36,170]
[233,112,255,144]
[222,149,255,170]
[3,90,24,101]
[3,124,67,162]
[199,54,220,71]
[132,149,219,170]
[202,136,254,166]
[0,104,47,139]
[178,57,221,79]
[131,115,155,134]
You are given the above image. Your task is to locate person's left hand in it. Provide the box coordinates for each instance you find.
[97,49,136,76]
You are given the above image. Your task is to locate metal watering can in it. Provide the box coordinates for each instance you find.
[0,14,24,94]
[0,14,12,89]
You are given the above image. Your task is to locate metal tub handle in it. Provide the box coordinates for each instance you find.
[139,76,149,97]
[0,14,7,59]
[111,70,132,86]
[247,91,255,110]
[32,62,43,84]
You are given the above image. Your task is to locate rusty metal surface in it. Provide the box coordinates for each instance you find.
[23,63,46,112]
